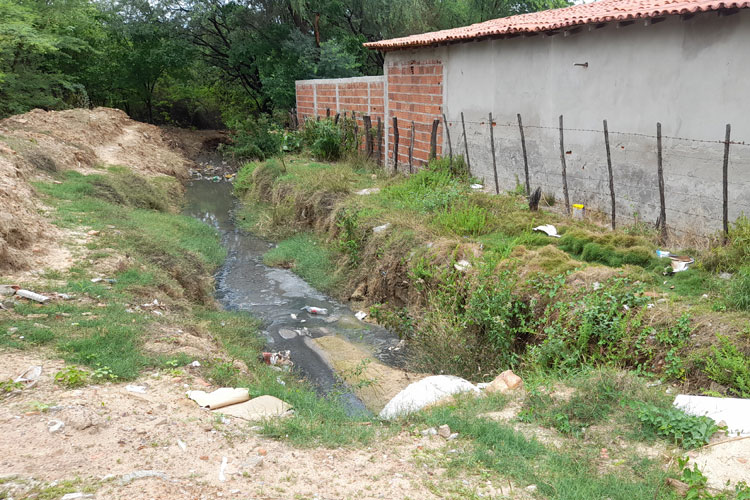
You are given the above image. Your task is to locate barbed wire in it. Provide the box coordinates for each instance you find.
[444,119,750,147]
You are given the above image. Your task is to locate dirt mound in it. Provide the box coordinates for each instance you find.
[0,107,193,272]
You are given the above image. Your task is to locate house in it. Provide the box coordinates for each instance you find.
[297,0,750,234]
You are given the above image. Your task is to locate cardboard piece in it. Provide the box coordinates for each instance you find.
[212,395,292,421]
[186,388,250,410]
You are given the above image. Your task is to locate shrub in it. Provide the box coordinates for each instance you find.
[703,335,750,397]
[704,215,750,272]
[302,119,357,161]
[221,114,283,161]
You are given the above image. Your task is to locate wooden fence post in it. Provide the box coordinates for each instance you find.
[517,113,530,195]
[408,121,415,174]
[326,108,330,118]
[363,115,373,157]
[461,112,471,173]
[559,115,570,215]
[376,117,383,167]
[442,113,453,167]
[392,116,399,172]
[723,123,731,243]
[429,119,439,161]
[489,112,499,194]
[353,112,359,150]
[334,113,340,125]
[656,122,667,243]
[603,119,616,230]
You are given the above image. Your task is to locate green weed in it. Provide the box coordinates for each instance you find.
[702,335,750,397]
[434,202,495,237]
[632,403,719,449]
[54,366,89,388]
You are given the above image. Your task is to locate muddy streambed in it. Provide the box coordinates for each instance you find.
[183,179,404,415]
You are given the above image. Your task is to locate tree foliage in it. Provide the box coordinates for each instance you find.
[0,0,569,123]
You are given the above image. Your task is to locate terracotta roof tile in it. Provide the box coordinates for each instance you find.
[364,0,749,50]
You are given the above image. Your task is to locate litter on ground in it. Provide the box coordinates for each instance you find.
[14,289,50,303]
[673,395,750,436]
[14,366,42,389]
[260,350,293,367]
[301,306,328,315]
[212,395,292,421]
[355,311,367,321]
[186,388,250,410]
[533,224,561,238]
[379,375,480,420]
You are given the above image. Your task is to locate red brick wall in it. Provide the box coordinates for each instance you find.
[295,77,386,156]
[387,60,443,169]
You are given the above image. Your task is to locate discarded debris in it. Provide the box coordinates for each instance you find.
[0,285,16,296]
[61,493,94,500]
[212,395,292,421]
[177,439,187,452]
[532,224,561,238]
[189,360,201,368]
[48,419,65,433]
[301,305,328,315]
[673,395,750,436]
[373,223,391,234]
[355,311,368,321]
[260,350,293,367]
[187,388,250,410]
[421,427,438,436]
[470,184,483,190]
[125,385,147,394]
[656,251,695,273]
[438,424,451,438]
[118,470,170,486]
[14,366,42,389]
[453,260,471,272]
[379,375,480,420]
[219,456,228,482]
[355,187,380,195]
[15,289,49,303]
[669,255,694,273]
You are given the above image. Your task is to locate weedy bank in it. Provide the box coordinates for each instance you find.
[233,150,750,397]
[0,167,382,448]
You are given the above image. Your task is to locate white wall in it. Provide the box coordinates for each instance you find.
[385,10,750,235]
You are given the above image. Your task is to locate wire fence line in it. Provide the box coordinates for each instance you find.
[441,114,748,241]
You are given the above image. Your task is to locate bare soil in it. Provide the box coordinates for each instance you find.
[0,107,200,273]
[0,351,482,500]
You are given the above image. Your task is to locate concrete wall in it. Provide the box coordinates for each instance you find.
[384,10,750,235]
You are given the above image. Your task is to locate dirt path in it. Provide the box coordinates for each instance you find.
[0,351,486,500]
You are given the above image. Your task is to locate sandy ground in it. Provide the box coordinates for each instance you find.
[0,351,510,500]
[0,107,208,274]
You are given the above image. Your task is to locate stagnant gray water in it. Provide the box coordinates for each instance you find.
[183,179,403,414]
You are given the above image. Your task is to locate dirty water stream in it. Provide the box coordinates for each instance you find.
[183,179,404,415]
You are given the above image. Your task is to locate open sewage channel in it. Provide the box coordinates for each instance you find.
[183,178,405,416]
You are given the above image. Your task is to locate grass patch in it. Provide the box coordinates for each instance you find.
[263,233,342,291]
[411,389,675,500]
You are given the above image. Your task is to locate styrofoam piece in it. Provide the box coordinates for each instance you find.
[673,394,750,436]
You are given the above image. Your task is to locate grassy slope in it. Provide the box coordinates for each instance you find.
[3,162,747,498]
[234,155,750,396]
[0,167,381,449]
